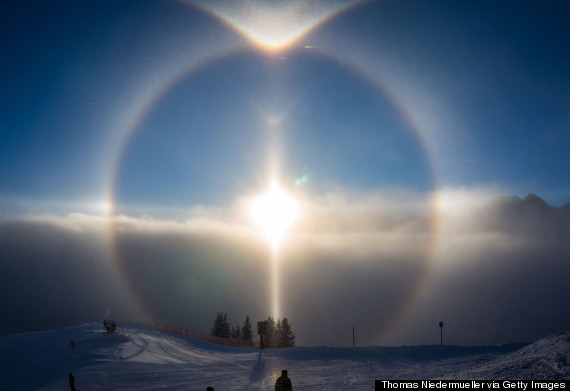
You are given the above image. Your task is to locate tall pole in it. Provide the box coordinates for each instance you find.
[439,321,444,345]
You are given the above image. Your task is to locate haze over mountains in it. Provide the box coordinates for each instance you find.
[472,194,570,233]
[1,194,568,347]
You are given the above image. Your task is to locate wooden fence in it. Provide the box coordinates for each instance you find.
[122,320,261,349]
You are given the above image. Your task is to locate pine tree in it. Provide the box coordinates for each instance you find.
[211,312,231,338]
[221,313,231,338]
[211,312,222,336]
[264,316,277,348]
[241,315,253,341]
[279,317,296,347]
[232,324,241,339]
[276,319,283,348]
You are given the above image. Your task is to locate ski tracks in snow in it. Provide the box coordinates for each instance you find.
[3,324,568,390]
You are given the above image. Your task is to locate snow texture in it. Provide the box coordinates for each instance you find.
[0,323,567,390]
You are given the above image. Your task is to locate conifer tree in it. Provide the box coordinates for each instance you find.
[211,312,222,337]
[232,325,241,339]
[241,315,253,341]
[279,317,296,347]
[211,312,231,338]
[276,319,283,347]
[221,313,231,338]
[264,316,277,348]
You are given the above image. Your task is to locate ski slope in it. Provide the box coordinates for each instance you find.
[0,322,568,390]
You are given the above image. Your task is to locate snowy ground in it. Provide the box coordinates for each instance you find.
[0,322,568,390]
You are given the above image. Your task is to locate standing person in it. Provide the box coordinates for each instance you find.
[275,369,292,391]
[207,387,214,391]
[70,339,76,358]
[69,372,76,391]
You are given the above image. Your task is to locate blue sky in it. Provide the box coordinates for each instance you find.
[1,0,569,215]
[1,1,570,346]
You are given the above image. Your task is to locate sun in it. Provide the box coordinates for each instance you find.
[187,0,364,52]
[250,181,298,249]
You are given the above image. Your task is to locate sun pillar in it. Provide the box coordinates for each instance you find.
[250,181,298,320]
[271,246,280,319]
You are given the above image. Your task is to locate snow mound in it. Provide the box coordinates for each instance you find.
[440,332,570,380]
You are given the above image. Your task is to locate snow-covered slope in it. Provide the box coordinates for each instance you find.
[0,322,567,390]
[441,332,570,380]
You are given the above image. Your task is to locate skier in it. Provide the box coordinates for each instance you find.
[69,372,77,391]
[275,369,292,391]
[70,339,76,358]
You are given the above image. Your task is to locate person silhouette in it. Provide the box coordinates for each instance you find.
[69,372,76,391]
[275,369,292,391]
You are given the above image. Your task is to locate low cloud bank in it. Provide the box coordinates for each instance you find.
[1,190,568,346]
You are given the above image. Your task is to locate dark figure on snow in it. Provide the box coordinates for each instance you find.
[275,369,292,391]
[69,372,76,391]
[207,388,214,391]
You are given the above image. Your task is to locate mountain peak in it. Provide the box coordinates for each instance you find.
[523,193,545,203]
[522,194,549,209]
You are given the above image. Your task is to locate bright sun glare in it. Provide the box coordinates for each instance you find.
[188,0,362,52]
[250,182,298,249]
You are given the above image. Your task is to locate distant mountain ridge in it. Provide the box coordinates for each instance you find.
[489,193,568,211]
[472,193,570,234]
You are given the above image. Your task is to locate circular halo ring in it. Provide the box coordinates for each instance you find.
[104,3,442,342]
